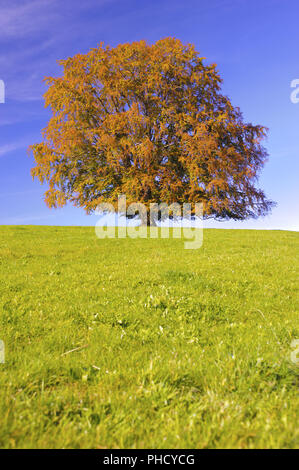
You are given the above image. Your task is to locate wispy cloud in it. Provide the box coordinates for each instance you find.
[0,0,59,38]
[0,0,113,101]
[0,141,27,157]
[0,214,55,224]
[0,189,41,198]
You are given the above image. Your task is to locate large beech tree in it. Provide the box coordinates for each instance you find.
[31,38,274,224]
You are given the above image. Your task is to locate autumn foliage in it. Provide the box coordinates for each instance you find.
[31,38,274,223]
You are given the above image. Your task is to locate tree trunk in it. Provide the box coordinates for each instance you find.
[140,211,157,226]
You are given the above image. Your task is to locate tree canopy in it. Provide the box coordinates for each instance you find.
[30,37,275,223]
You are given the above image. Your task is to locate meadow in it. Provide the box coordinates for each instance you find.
[0,226,298,448]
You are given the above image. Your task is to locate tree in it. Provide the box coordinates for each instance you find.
[30,37,275,225]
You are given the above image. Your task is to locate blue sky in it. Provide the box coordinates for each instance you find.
[0,0,298,230]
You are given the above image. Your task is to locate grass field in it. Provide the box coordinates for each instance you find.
[0,226,298,449]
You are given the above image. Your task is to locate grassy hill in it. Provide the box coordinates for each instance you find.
[0,226,298,448]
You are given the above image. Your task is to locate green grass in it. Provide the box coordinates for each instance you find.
[0,226,298,449]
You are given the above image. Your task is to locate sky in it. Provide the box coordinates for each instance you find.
[0,0,298,230]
